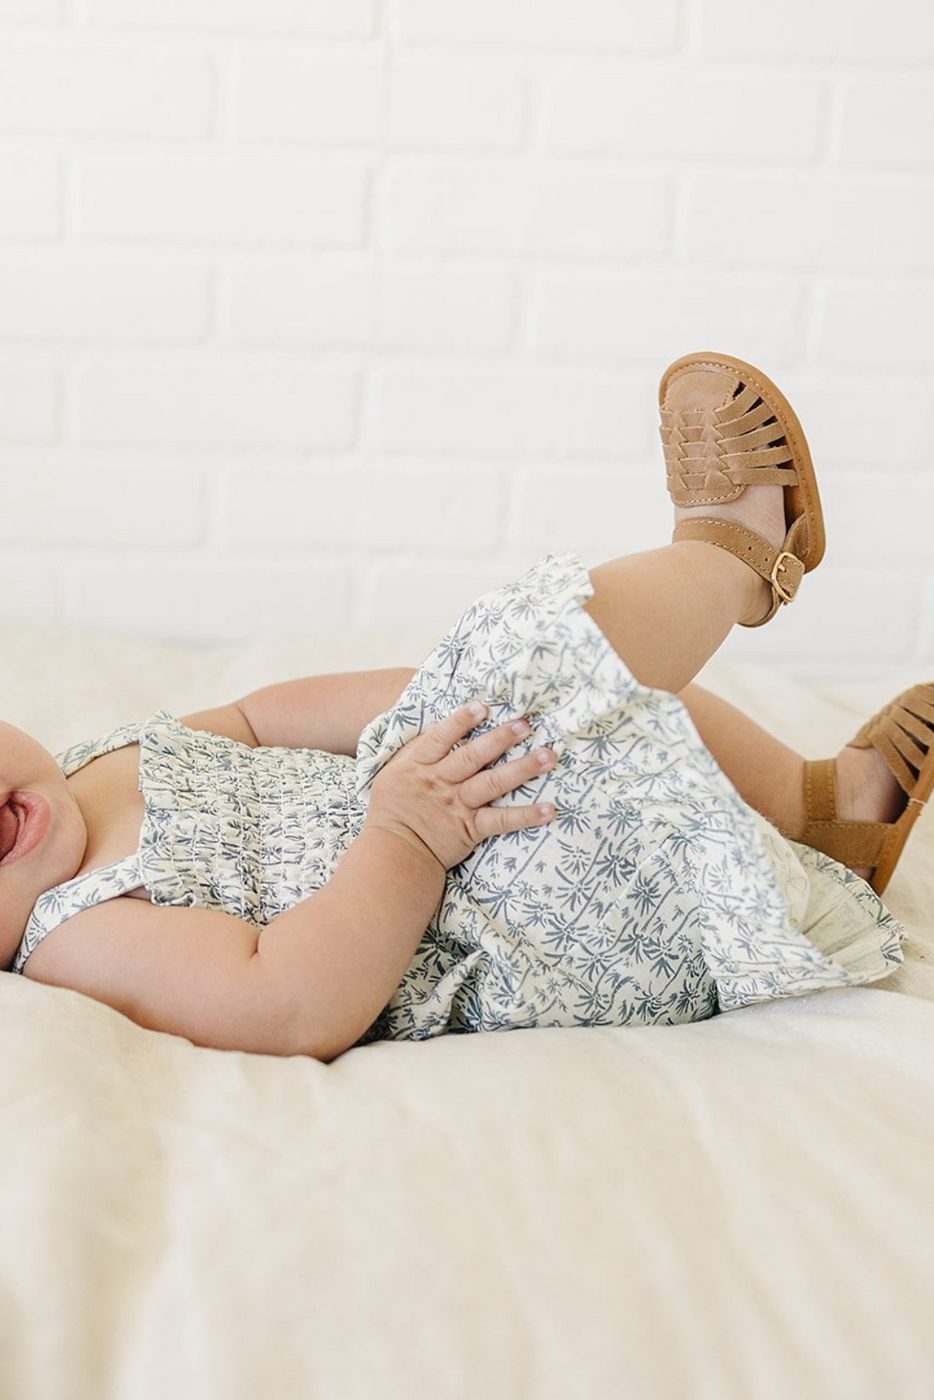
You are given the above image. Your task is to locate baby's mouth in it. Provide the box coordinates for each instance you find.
[0,793,50,867]
[0,800,22,864]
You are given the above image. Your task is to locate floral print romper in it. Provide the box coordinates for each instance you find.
[13,556,903,1043]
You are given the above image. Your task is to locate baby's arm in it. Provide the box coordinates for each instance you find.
[182,669,416,756]
[24,704,555,1060]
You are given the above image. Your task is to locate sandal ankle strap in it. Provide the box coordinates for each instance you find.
[801,757,889,869]
[672,517,805,625]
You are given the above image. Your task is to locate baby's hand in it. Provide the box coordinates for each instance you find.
[365,702,556,871]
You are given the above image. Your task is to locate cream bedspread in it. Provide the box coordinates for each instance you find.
[1,625,932,1400]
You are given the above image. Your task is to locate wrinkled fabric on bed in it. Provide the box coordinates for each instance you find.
[1,620,933,1400]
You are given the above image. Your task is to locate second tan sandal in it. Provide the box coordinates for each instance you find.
[802,683,934,895]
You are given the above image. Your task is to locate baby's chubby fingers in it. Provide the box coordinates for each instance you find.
[461,743,557,809]
[367,698,556,869]
[474,795,556,841]
[439,711,541,780]
[415,700,492,763]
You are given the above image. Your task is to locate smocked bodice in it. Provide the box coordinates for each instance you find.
[14,712,364,972]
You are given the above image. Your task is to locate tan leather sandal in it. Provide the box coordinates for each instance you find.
[660,352,825,627]
[802,683,934,895]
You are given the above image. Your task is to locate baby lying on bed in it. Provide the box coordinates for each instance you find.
[2,354,930,1059]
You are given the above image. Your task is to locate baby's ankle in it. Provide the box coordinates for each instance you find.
[833,745,904,877]
[834,745,903,826]
[673,483,786,626]
[673,483,786,553]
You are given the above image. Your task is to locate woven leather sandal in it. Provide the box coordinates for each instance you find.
[802,683,934,895]
[660,352,825,627]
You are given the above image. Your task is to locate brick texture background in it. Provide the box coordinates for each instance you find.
[1,0,932,675]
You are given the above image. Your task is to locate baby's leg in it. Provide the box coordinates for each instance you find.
[677,683,806,839]
[578,463,901,872]
[583,478,786,694]
[678,683,903,877]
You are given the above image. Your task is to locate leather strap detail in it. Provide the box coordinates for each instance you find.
[672,517,805,623]
[716,383,763,423]
[804,757,836,823]
[661,382,796,507]
[851,684,934,796]
[666,466,796,492]
[800,818,889,869]
[801,758,888,868]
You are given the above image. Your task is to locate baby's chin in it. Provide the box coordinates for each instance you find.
[0,921,24,974]
[0,876,45,973]
[0,793,88,969]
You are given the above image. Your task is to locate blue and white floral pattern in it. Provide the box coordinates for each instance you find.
[354,554,903,1039]
[13,554,903,1041]
[13,716,363,974]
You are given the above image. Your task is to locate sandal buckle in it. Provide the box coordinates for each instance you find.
[770,551,803,605]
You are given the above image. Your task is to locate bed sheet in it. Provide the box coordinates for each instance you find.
[1,625,932,1400]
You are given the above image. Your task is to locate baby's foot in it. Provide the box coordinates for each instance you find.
[674,482,787,625]
[832,744,904,879]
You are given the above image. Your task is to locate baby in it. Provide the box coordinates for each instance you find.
[2,354,930,1060]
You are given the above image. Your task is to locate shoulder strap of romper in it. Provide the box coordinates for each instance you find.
[56,717,149,777]
[12,716,159,974]
[12,856,144,975]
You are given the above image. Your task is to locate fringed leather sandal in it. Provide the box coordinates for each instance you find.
[660,352,825,627]
[802,683,934,895]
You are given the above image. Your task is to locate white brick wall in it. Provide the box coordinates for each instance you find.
[0,0,932,677]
